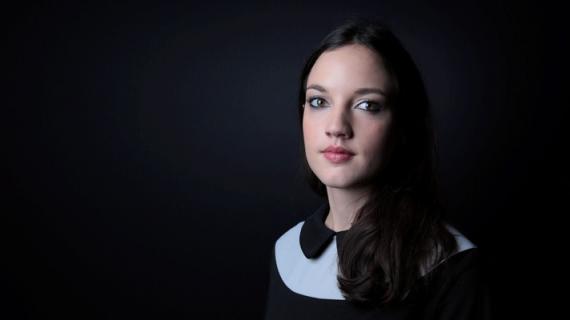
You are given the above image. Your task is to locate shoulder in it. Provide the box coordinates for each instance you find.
[270,218,346,300]
[421,247,493,319]
[444,223,478,253]
[439,224,486,282]
[419,223,478,277]
[419,225,491,305]
[272,220,306,272]
[271,220,305,273]
[274,220,304,252]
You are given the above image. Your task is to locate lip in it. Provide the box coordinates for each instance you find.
[321,145,355,164]
[322,145,355,155]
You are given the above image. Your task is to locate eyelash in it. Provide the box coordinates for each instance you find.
[306,96,385,113]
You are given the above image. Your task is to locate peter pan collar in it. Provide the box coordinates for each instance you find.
[299,202,348,259]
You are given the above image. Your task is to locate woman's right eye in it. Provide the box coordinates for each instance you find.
[307,97,326,108]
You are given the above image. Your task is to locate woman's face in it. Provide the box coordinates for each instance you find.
[302,43,393,190]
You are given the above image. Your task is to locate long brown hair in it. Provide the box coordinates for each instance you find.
[297,16,458,307]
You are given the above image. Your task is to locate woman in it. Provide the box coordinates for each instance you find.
[264,17,492,319]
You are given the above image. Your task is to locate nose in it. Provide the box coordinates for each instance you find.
[325,105,352,139]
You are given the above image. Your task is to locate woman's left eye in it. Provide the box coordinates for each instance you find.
[356,100,383,112]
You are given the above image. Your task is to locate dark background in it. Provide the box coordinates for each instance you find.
[7,0,565,319]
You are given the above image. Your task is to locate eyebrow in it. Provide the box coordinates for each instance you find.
[306,84,386,96]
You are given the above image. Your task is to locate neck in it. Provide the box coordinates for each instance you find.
[324,186,371,232]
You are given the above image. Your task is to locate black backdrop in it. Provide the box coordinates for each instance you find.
[7,1,565,319]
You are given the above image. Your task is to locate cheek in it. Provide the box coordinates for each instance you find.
[361,121,391,156]
[302,116,317,146]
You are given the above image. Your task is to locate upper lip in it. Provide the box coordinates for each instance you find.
[322,145,355,155]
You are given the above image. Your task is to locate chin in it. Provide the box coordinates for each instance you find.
[317,175,359,189]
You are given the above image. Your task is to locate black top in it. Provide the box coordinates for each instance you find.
[263,202,493,320]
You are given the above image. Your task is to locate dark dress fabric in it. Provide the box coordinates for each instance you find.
[264,202,493,320]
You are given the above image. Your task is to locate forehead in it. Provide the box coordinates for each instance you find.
[307,44,390,92]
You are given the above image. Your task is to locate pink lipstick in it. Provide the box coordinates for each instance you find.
[322,145,355,164]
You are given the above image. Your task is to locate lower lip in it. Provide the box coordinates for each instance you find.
[323,152,354,163]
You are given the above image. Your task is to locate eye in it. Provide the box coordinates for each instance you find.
[356,100,384,113]
[307,96,327,108]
